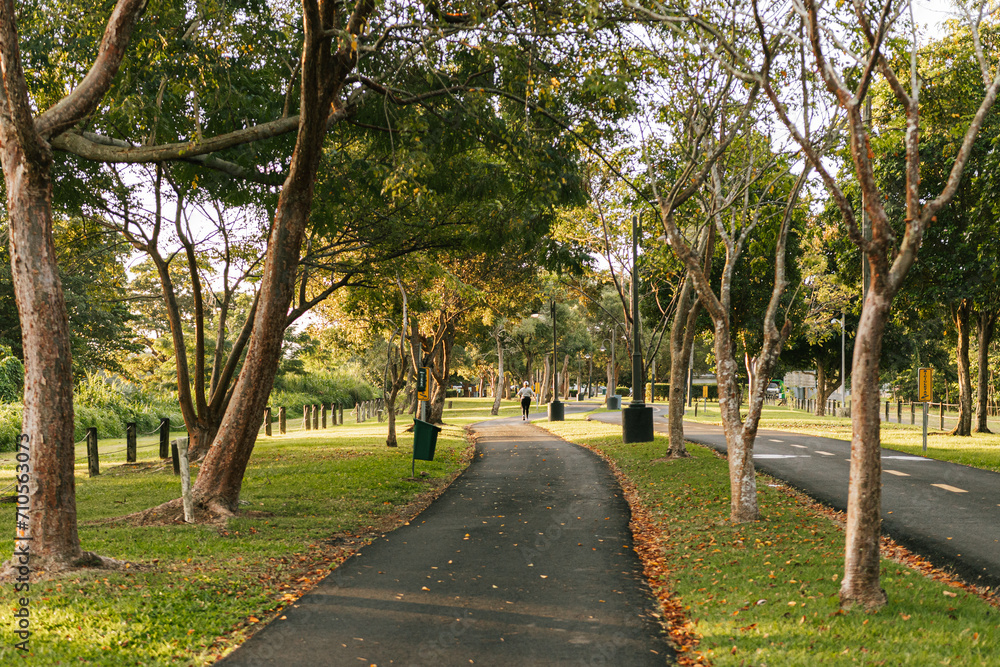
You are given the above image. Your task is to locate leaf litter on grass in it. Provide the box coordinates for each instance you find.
[540,417,1000,666]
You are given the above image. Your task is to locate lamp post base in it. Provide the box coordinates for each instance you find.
[622,404,654,443]
[548,400,565,422]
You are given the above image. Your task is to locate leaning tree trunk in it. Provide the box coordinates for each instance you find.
[840,294,891,611]
[191,158,324,513]
[189,3,361,515]
[975,308,996,433]
[951,300,973,436]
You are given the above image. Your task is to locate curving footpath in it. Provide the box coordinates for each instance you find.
[219,407,673,666]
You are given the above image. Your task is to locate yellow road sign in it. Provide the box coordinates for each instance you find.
[918,367,933,402]
[417,367,429,401]
[702,385,708,398]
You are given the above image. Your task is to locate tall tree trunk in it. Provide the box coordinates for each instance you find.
[538,355,550,403]
[840,293,891,610]
[712,328,759,523]
[427,322,455,424]
[491,338,504,415]
[386,380,400,447]
[0,0,146,570]
[605,355,617,400]
[560,353,570,400]
[667,277,699,458]
[951,300,973,436]
[667,223,714,457]
[975,308,996,433]
[408,316,420,415]
[3,144,84,567]
[813,359,840,417]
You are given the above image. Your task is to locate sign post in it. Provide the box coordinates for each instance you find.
[918,368,933,452]
[417,367,429,422]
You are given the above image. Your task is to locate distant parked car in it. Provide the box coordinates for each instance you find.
[766,382,780,395]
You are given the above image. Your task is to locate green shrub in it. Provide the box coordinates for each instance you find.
[0,403,23,452]
[0,354,23,403]
[269,372,376,414]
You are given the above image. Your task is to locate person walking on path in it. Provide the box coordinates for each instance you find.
[516,381,535,421]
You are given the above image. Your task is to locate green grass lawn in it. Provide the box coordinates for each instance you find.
[0,416,475,665]
[686,401,1000,473]
[540,414,1000,666]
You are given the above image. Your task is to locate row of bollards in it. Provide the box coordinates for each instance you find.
[352,399,387,424]
[82,398,391,478]
[84,418,176,477]
[262,403,347,436]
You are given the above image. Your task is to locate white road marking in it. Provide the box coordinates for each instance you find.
[931,484,967,494]
[755,454,810,459]
[790,444,808,449]
[882,456,930,461]
[884,470,910,477]
[814,451,835,456]
[768,439,784,443]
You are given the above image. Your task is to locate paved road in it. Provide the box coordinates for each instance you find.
[220,404,673,666]
[594,407,1000,590]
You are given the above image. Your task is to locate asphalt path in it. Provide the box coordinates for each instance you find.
[220,402,673,666]
[593,406,1000,590]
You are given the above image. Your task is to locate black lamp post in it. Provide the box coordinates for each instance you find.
[622,213,654,443]
[546,298,564,421]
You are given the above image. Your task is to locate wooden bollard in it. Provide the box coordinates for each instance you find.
[86,427,99,477]
[159,417,170,459]
[897,400,902,423]
[940,402,945,430]
[339,404,343,425]
[279,407,287,434]
[322,404,328,429]
[304,405,311,430]
[171,439,182,475]
[313,404,319,430]
[911,402,915,425]
[126,422,136,463]
[264,407,272,436]
[355,403,360,423]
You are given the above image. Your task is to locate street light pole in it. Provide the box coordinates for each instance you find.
[548,297,564,421]
[622,213,654,443]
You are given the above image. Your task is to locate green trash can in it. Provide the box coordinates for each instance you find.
[413,419,441,461]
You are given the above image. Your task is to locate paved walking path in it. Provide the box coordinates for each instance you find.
[220,407,673,666]
[593,408,1000,590]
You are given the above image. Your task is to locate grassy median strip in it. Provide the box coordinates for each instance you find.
[0,419,473,665]
[687,403,1000,473]
[541,415,1000,666]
